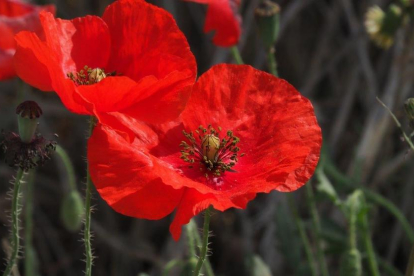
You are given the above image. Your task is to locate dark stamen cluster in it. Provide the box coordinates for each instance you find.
[180,125,244,178]
[16,101,43,119]
[1,131,56,171]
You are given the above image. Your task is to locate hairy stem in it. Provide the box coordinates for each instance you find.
[24,170,36,276]
[84,117,96,276]
[2,168,25,276]
[193,206,213,276]
[191,220,215,276]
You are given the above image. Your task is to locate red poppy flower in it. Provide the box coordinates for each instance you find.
[88,64,322,240]
[13,0,196,139]
[184,0,241,47]
[0,0,55,80]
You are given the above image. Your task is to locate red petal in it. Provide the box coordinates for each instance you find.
[169,189,214,240]
[77,76,137,112]
[103,0,196,81]
[13,31,53,90]
[0,23,14,49]
[0,48,14,80]
[88,124,183,220]
[169,189,256,240]
[0,0,34,17]
[185,0,241,47]
[121,72,193,124]
[110,178,183,220]
[181,64,322,194]
[14,31,92,114]
[39,11,110,74]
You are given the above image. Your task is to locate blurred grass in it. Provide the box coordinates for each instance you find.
[2,0,414,275]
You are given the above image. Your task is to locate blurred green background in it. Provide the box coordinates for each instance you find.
[2,0,414,275]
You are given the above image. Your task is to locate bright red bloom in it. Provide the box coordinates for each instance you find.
[13,0,196,139]
[88,64,322,240]
[184,0,241,47]
[0,0,55,80]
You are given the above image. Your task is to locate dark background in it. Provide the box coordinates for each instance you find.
[1,0,413,275]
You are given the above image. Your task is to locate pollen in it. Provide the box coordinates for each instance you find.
[180,125,244,178]
[67,66,114,85]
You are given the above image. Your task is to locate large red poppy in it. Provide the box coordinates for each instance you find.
[0,0,55,80]
[13,0,196,139]
[88,64,322,240]
[184,0,241,47]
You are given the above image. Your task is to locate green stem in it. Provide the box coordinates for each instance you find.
[287,194,317,276]
[2,169,25,276]
[84,117,96,276]
[24,170,36,276]
[305,184,329,276]
[267,47,279,77]
[55,145,77,191]
[191,220,214,276]
[193,206,213,276]
[230,46,244,65]
[324,162,414,243]
[186,221,197,258]
[361,211,380,276]
[349,201,357,251]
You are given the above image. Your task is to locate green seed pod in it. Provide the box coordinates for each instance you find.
[339,249,362,276]
[60,190,85,232]
[16,101,42,143]
[255,0,280,49]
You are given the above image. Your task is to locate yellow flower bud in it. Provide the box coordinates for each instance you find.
[201,134,220,162]
[88,68,106,83]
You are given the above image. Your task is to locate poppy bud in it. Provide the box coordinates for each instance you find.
[60,190,85,232]
[255,0,280,49]
[88,68,106,83]
[16,101,42,143]
[201,134,220,162]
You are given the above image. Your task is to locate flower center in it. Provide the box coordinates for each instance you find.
[180,125,244,178]
[67,66,115,85]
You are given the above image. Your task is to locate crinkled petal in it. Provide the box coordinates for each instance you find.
[102,0,196,123]
[14,31,91,113]
[103,0,196,81]
[13,31,53,90]
[181,64,322,194]
[88,124,183,220]
[39,11,110,75]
